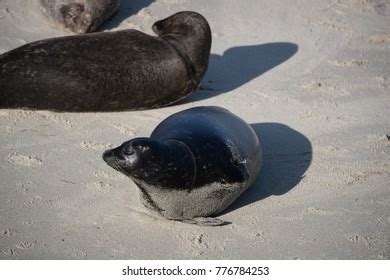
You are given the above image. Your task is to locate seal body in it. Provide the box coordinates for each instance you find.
[0,11,211,111]
[103,106,262,226]
[40,0,121,33]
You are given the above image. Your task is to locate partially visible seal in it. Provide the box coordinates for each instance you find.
[103,106,262,226]
[40,0,121,33]
[0,11,211,111]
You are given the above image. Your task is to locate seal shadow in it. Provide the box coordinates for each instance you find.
[181,42,298,103]
[223,122,312,214]
[98,0,155,31]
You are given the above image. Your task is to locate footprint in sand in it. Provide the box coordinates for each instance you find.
[37,111,74,129]
[112,124,137,136]
[1,248,22,257]
[7,153,43,167]
[301,81,336,93]
[0,7,11,20]
[15,241,33,250]
[361,0,390,16]
[327,59,366,67]
[79,141,114,150]
[83,181,113,194]
[368,34,390,44]
[92,170,123,180]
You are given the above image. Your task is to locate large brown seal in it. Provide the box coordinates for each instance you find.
[40,0,121,33]
[103,106,263,226]
[0,11,211,111]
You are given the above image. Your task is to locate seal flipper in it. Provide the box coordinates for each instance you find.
[180,217,231,227]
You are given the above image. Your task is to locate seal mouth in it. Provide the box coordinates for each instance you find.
[102,148,129,174]
[102,148,120,166]
[103,148,122,162]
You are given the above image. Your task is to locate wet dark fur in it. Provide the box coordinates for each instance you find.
[0,11,211,111]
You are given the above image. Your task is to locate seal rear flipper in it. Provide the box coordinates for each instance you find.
[179,217,231,227]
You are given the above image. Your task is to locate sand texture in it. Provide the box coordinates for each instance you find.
[0,0,389,259]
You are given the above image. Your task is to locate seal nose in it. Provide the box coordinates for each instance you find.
[102,149,114,162]
[102,147,126,162]
[152,20,164,34]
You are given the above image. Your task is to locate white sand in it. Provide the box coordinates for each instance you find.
[0,0,389,259]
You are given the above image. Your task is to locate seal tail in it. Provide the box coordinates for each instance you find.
[180,217,231,227]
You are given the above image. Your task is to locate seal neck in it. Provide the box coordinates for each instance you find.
[165,139,197,190]
[130,139,196,191]
[160,30,211,87]
[152,12,212,88]
[161,35,199,88]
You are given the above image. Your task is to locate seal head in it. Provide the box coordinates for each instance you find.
[103,137,195,190]
[152,11,212,83]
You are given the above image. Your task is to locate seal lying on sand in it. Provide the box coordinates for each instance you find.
[40,0,121,33]
[0,11,211,111]
[103,106,262,226]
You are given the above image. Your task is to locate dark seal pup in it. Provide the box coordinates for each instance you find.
[0,11,211,111]
[103,106,262,226]
[40,0,121,33]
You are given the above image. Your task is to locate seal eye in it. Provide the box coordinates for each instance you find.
[123,149,135,156]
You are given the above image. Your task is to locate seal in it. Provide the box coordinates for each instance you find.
[40,0,121,33]
[103,106,262,226]
[0,11,211,111]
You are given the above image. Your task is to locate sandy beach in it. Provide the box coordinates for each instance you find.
[0,0,389,259]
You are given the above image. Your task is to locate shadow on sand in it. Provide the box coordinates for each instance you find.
[182,42,298,103]
[224,122,312,214]
[98,0,155,31]
[100,4,298,104]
